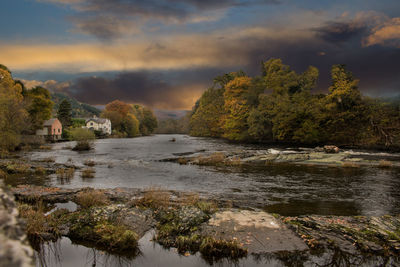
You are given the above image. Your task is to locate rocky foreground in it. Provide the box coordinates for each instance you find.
[0,185,34,267]
[7,185,400,265]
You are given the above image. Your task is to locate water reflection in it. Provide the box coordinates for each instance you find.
[35,234,399,267]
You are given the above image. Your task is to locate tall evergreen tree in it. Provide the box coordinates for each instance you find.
[57,99,72,128]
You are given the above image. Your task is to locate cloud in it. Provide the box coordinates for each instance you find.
[40,0,279,39]
[313,21,367,45]
[18,79,71,92]
[364,17,400,47]
[63,70,211,109]
[0,26,313,73]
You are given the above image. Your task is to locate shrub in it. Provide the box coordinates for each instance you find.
[56,168,75,179]
[34,166,47,175]
[75,189,108,208]
[69,128,95,151]
[81,168,95,178]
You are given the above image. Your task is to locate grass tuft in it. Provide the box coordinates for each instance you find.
[81,168,95,178]
[75,189,109,209]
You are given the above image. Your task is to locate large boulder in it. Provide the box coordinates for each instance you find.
[0,185,34,267]
[323,145,340,154]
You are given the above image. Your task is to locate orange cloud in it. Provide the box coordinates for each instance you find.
[0,27,312,73]
[364,17,400,47]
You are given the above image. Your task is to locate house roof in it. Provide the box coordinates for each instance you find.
[86,118,109,124]
[43,118,60,126]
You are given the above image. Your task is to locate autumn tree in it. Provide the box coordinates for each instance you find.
[102,100,156,137]
[0,67,28,151]
[223,76,252,141]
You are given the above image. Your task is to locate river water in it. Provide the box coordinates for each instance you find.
[15,134,400,266]
[26,134,400,217]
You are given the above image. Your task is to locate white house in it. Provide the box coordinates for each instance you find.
[85,117,112,135]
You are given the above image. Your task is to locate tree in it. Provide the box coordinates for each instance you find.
[121,114,139,137]
[190,87,225,137]
[23,86,53,133]
[57,99,72,128]
[223,76,252,141]
[0,67,28,151]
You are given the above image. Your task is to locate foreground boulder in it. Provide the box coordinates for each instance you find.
[202,210,308,254]
[0,185,34,267]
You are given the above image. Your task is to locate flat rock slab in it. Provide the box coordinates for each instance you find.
[201,210,308,254]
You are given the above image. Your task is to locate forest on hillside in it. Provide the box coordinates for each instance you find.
[190,59,400,150]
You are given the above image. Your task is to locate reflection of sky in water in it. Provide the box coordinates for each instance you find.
[25,134,400,216]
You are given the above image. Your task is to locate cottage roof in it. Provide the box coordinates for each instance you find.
[43,118,60,126]
[86,117,109,124]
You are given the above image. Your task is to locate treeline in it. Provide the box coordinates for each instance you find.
[101,100,158,137]
[0,64,158,152]
[190,59,400,149]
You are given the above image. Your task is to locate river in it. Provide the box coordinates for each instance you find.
[14,134,400,266]
[26,134,400,217]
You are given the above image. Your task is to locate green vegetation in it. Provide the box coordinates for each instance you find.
[52,92,100,118]
[101,100,158,137]
[23,86,53,133]
[0,68,28,151]
[190,59,400,150]
[57,99,72,129]
[68,128,95,151]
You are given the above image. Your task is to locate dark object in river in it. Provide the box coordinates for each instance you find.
[170,138,176,142]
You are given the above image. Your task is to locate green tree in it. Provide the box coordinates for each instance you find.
[190,87,225,137]
[57,99,72,128]
[24,86,53,133]
[0,67,28,151]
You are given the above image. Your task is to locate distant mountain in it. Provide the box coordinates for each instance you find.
[154,109,189,120]
[52,92,101,118]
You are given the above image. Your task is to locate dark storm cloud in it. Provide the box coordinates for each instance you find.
[59,0,279,39]
[65,68,223,109]
[313,21,367,45]
[58,22,400,109]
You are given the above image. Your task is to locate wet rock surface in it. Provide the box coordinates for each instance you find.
[282,215,400,256]
[202,210,308,254]
[9,185,400,263]
[0,184,34,267]
[164,147,400,168]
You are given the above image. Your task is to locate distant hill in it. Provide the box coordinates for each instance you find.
[52,92,101,118]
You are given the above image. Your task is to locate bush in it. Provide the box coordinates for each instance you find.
[69,128,95,151]
[81,168,95,178]
[56,168,75,179]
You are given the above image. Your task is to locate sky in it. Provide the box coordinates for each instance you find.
[1,0,400,110]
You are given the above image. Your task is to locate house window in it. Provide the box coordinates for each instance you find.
[90,122,93,126]
[58,129,61,133]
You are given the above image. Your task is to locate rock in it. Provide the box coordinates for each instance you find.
[201,210,308,254]
[277,153,310,162]
[324,145,340,154]
[0,184,34,267]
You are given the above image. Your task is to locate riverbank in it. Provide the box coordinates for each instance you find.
[9,185,400,265]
